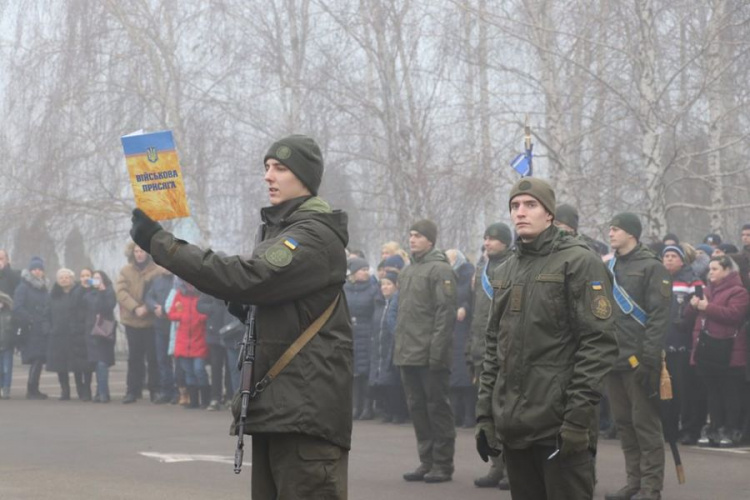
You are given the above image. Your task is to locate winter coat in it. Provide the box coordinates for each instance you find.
[144,273,175,336]
[685,271,749,368]
[150,195,353,450]
[344,277,379,377]
[0,265,21,297]
[196,292,231,347]
[46,284,91,373]
[394,248,457,369]
[450,261,475,388]
[115,243,161,329]
[467,249,512,369]
[0,292,14,351]
[13,270,50,364]
[168,288,208,359]
[369,291,400,387]
[665,265,704,351]
[82,286,117,367]
[476,225,619,450]
[608,243,672,370]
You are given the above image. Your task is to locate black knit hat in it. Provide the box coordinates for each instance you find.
[264,134,324,195]
[382,271,399,285]
[410,219,438,246]
[509,178,556,216]
[348,257,369,274]
[609,212,642,241]
[555,204,579,231]
[484,222,512,246]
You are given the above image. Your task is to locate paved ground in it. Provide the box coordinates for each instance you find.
[1,358,749,499]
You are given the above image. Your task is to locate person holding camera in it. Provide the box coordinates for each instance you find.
[684,255,749,447]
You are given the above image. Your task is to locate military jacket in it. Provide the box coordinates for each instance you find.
[466,249,512,368]
[150,196,353,450]
[476,225,618,449]
[609,243,671,370]
[394,248,457,370]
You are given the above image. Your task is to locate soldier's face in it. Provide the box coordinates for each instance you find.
[264,159,311,205]
[741,230,750,248]
[483,237,506,257]
[608,227,634,251]
[510,195,552,241]
[409,231,433,255]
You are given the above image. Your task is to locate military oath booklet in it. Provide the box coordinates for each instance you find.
[121,130,190,221]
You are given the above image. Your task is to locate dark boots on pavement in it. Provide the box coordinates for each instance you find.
[605,485,640,500]
[403,463,431,482]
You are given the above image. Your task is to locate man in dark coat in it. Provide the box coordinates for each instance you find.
[468,222,513,490]
[0,250,21,297]
[476,178,618,500]
[395,219,458,483]
[605,213,671,500]
[130,134,352,499]
[145,269,177,404]
[13,257,50,399]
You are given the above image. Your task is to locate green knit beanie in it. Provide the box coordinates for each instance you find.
[555,204,579,231]
[484,222,513,245]
[264,134,324,195]
[609,212,642,241]
[410,219,438,246]
[508,178,556,216]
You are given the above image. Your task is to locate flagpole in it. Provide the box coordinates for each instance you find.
[524,115,533,177]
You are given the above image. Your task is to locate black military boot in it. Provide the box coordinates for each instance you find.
[185,387,200,409]
[604,485,640,500]
[403,463,431,482]
[631,489,661,500]
[473,464,501,488]
[424,467,453,483]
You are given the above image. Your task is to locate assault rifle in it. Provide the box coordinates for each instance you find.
[233,306,256,474]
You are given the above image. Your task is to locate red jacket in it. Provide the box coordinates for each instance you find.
[685,272,749,367]
[167,290,208,359]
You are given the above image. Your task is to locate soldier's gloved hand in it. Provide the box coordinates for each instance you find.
[475,418,501,462]
[633,363,660,399]
[559,420,589,457]
[130,208,163,254]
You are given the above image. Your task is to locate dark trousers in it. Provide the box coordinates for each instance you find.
[27,360,44,394]
[449,386,476,427]
[681,363,707,439]
[703,366,745,432]
[251,433,348,500]
[504,445,594,500]
[607,370,665,492]
[124,326,159,396]
[208,344,226,402]
[352,375,369,417]
[400,366,456,471]
[73,370,92,399]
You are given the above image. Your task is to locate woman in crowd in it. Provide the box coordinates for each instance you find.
[445,249,476,428]
[369,271,407,423]
[168,280,209,409]
[0,291,14,399]
[82,270,117,402]
[685,255,749,447]
[13,257,50,399]
[345,257,378,420]
[47,268,91,401]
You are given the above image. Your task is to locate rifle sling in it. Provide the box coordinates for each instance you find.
[251,294,341,396]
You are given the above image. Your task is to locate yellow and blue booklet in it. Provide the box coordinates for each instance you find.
[121,130,190,221]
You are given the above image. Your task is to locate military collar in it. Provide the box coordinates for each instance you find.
[616,242,642,262]
[516,225,559,257]
[261,196,313,226]
[487,248,511,265]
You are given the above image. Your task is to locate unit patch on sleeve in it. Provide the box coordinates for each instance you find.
[591,295,612,320]
[264,244,293,268]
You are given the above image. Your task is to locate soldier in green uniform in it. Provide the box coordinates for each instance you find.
[395,219,458,483]
[467,222,513,490]
[476,178,618,500]
[129,134,352,500]
[604,213,671,500]
[555,203,609,256]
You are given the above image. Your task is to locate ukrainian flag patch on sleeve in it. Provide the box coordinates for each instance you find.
[283,238,299,250]
[591,281,603,291]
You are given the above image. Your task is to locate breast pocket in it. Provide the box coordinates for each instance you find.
[535,274,567,328]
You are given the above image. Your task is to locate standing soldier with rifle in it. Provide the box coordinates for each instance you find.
[129,134,352,500]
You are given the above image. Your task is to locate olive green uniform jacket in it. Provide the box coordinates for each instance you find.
[394,248,457,370]
[608,243,671,371]
[149,196,353,450]
[476,225,619,449]
[466,249,512,369]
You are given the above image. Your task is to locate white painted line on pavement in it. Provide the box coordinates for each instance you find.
[139,452,242,465]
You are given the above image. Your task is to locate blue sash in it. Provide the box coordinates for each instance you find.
[481,262,494,300]
[607,257,647,327]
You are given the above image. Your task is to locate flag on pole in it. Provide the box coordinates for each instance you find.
[509,117,533,177]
